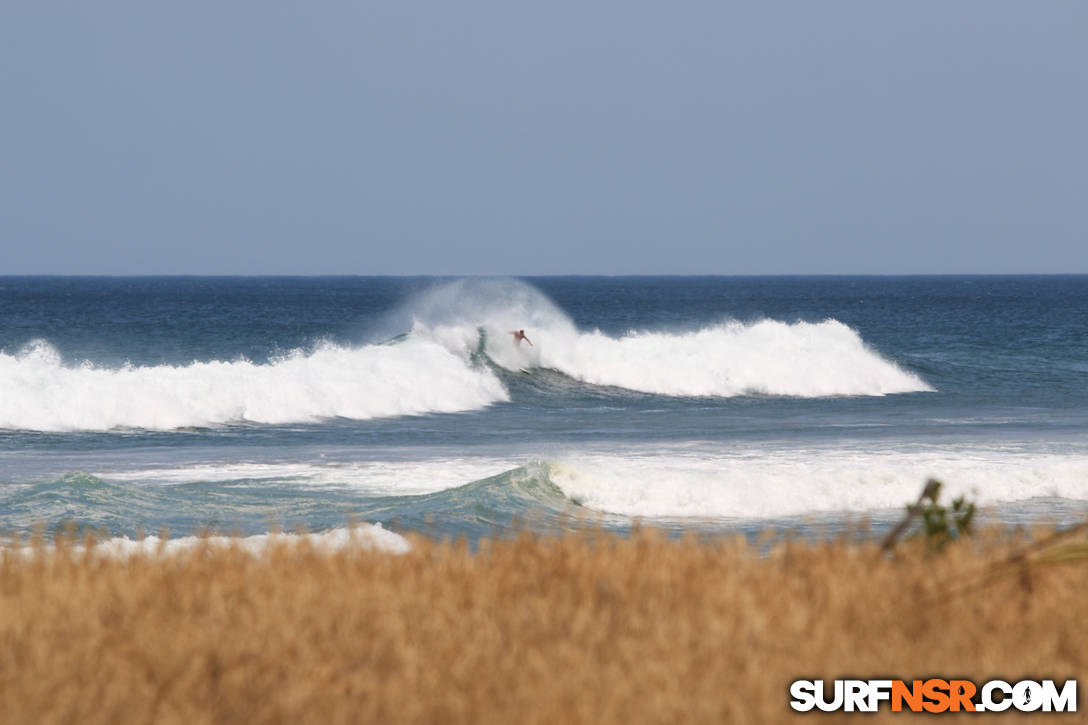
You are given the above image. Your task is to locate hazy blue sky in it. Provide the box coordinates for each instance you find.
[3,2,1086,274]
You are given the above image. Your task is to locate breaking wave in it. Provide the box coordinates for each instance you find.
[0,338,507,432]
[0,278,931,432]
[545,449,1088,520]
[406,278,932,398]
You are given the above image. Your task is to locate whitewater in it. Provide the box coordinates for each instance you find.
[0,279,929,432]
[0,337,508,432]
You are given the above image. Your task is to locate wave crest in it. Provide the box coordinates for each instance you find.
[0,339,507,432]
[533,319,932,398]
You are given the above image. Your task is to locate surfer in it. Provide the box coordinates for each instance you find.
[510,329,533,347]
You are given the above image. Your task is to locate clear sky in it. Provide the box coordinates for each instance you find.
[2,2,1086,275]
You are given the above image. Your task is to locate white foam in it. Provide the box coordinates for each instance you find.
[11,524,411,559]
[547,446,1088,519]
[100,457,516,496]
[0,339,507,432]
[542,319,931,397]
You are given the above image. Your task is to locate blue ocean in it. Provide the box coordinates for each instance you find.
[2,276,1086,548]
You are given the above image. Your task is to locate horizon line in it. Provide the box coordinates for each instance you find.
[2,272,1087,279]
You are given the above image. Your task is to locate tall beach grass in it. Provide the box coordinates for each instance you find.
[1,525,1085,723]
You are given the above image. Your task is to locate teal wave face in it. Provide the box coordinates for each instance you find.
[1,471,367,540]
[346,462,621,540]
[0,463,614,543]
[4,472,162,536]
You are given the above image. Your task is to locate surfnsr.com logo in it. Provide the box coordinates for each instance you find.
[790,679,1077,713]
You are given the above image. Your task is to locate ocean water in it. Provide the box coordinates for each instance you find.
[2,275,1086,547]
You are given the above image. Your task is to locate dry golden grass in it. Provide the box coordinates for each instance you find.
[1,527,1086,724]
